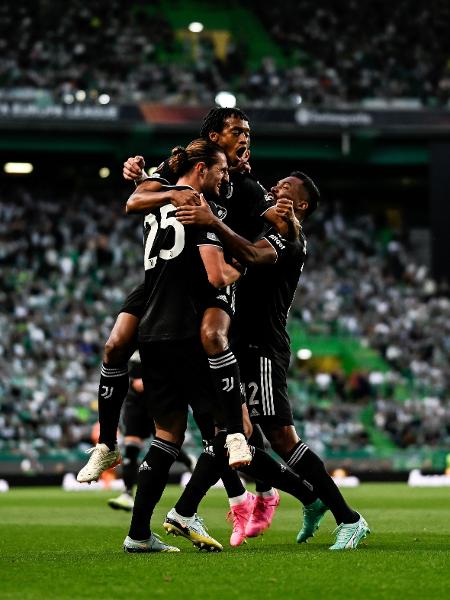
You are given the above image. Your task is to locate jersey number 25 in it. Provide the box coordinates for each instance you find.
[144,205,185,270]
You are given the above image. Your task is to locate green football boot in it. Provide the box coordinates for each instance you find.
[296,498,328,543]
[329,514,370,550]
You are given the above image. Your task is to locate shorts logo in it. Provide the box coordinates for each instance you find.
[139,461,151,472]
[206,232,220,242]
[216,295,227,302]
[204,444,215,456]
[222,377,234,392]
[250,408,260,417]
[100,386,113,399]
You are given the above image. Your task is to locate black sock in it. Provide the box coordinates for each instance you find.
[221,467,246,498]
[175,450,222,517]
[248,425,272,494]
[286,441,359,524]
[240,447,317,505]
[128,438,180,540]
[208,350,244,434]
[122,443,141,494]
[208,434,316,505]
[97,363,129,449]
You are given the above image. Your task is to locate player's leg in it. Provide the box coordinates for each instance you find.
[167,428,316,550]
[243,424,280,538]
[77,312,137,483]
[127,409,186,542]
[98,312,139,449]
[78,283,146,484]
[124,340,186,553]
[201,302,251,468]
[264,423,369,548]
[192,407,253,547]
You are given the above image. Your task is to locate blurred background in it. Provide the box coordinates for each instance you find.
[1,0,450,485]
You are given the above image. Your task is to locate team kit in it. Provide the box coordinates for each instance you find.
[77,108,370,553]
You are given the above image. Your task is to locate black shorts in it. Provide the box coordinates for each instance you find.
[120,282,146,318]
[120,281,235,320]
[237,346,294,426]
[202,283,236,319]
[122,392,155,439]
[138,337,219,419]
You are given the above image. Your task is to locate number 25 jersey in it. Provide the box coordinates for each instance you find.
[138,185,222,343]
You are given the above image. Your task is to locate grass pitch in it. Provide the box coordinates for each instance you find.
[1,483,449,600]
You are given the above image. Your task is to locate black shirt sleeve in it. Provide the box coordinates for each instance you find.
[263,227,304,262]
[195,202,223,249]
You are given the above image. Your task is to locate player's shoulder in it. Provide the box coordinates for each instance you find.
[233,172,267,194]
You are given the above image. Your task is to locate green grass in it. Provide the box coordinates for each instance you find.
[1,484,450,600]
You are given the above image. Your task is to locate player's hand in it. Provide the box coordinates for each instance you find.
[176,194,215,227]
[123,156,146,181]
[229,148,251,175]
[275,197,295,222]
[171,188,201,207]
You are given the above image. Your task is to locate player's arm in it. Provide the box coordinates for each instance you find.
[264,205,300,240]
[177,197,277,265]
[199,245,242,288]
[126,182,201,214]
[123,155,201,213]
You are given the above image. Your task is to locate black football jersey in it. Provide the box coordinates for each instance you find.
[232,228,307,357]
[138,184,223,342]
[151,159,273,241]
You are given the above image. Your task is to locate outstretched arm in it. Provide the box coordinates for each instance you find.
[177,197,277,265]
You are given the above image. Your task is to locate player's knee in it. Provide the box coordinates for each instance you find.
[103,334,131,366]
[200,325,228,356]
[267,426,299,458]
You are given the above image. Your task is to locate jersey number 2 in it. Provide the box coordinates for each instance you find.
[144,205,185,270]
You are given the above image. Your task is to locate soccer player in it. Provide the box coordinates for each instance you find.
[173,172,371,550]
[123,139,243,553]
[77,108,283,481]
[107,351,195,512]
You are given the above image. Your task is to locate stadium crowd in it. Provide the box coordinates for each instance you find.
[1,0,449,108]
[1,182,449,459]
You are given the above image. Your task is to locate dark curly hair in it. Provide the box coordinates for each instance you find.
[199,107,249,139]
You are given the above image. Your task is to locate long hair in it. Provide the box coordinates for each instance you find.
[168,138,225,177]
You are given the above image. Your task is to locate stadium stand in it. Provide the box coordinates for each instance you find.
[1,0,449,107]
[1,182,449,471]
